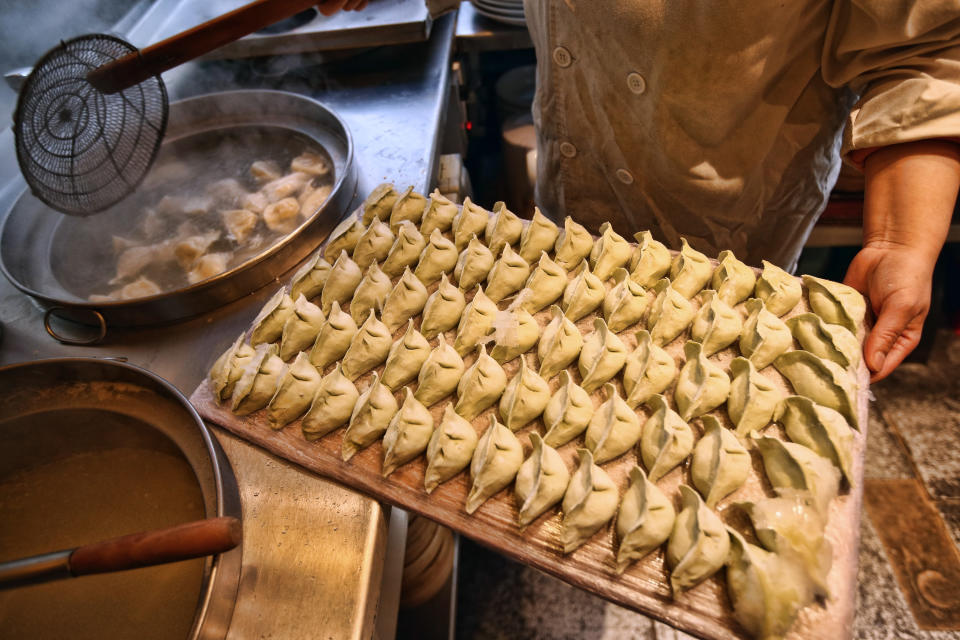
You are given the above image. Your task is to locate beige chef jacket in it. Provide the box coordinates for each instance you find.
[436,1,960,270]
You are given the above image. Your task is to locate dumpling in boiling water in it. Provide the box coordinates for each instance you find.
[454,286,498,356]
[419,189,458,236]
[516,252,567,313]
[562,262,605,322]
[380,319,431,390]
[221,208,258,243]
[267,352,321,428]
[629,231,671,288]
[380,267,429,333]
[578,318,628,393]
[622,329,676,409]
[420,273,467,339]
[518,207,559,263]
[290,250,331,301]
[787,312,861,371]
[382,388,434,476]
[711,250,756,307]
[308,301,357,369]
[499,355,550,431]
[455,344,507,420]
[776,395,855,485]
[381,220,426,277]
[263,197,300,233]
[542,370,593,448]
[250,288,295,345]
[389,186,427,231]
[616,466,676,573]
[251,159,281,183]
[647,279,696,347]
[538,305,584,381]
[452,197,491,250]
[320,251,363,315]
[279,294,325,360]
[489,307,539,364]
[465,417,524,514]
[603,268,650,333]
[484,244,531,303]
[689,290,741,356]
[674,341,730,422]
[301,363,359,440]
[553,216,594,271]
[342,372,399,461]
[415,335,466,407]
[773,350,859,430]
[755,260,802,317]
[584,383,642,464]
[424,404,480,493]
[802,275,866,333]
[589,222,632,281]
[186,253,230,285]
[666,485,730,595]
[640,395,694,482]
[414,228,459,286]
[261,172,309,203]
[485,201,523,255]
[669,238,712,299]
[739,298,792,370]
[350,262,393,325]
[340,311,393,381]
[515,433,570,528]
[454,235,495,292]
[690,415,749,507]
[361,183,400,225]
[352,218,394,270]
[290,151,331,177]
[727,357,783,437]
[561,449,619,553]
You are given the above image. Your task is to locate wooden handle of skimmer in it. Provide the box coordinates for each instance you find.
[69,516,242,576]
[87,0,319,94]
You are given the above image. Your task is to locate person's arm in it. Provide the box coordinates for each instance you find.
[843,140,960,382]
[316,0,368,16]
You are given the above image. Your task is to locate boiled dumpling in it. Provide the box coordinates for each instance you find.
[320,251,363,315]
[727,356,783,436]
[562,262,605,322]
[232,344,285,415]
[669,238,712,299]
[711,250,756,307]
[578,317,628,393]
[454,344,507,420]
[756,260,802,317]
[389,186,427,231]
[776,395,855,485]
[674,341,731,421]
[589,222,632,281]
[454,286,498,356]
[209,335,256,402]
[340,310,393,381]
[787,312,861,371]
[301,363,359,440]
[279,294,325,360]
[290,251,331,300]
[485,201,523,254]
[380,319,431,390]
[420,189,459,236]
[485,244,531,302]
[666,485,730,595]
[542,370,594,447]
[640,394,695,482]
[290,151,331,177]
[518,207,560,263]
[739,298,793,370]
[465,416,524,514]
[629,231,671,287]
[415,335,466,406]
[360,183,400,225]
[381,267,429,333]
[754,436,841,515]
[689,290,741,356]
[647,279,696,346]
[452,197,491,250]
[584,383,642,464]
[774,350,859,430]
[420,273,467,339]
[515,433,570,528]
[604,268,651,333]
[308,301,357,369]
[538,305,584,380]
[623,329,676,408]
[352,218,394,270]
[499,355,551,431]
[454,234,495,292]
[489,307,539,363]
[250,288,295,345]
[342,372,399,461]
[424,403,480,493]
[516,252,567,313]
[690,415,749,507]
[222,208,259,244]
[263,197,301,233]
[553,216,594,271]
[349,262,393,324]
[324,216,365,261]
[414,228,458,286]
[382,388,434,476]
[616,466,676,573]
[802,275,866,333]
[561,449,619,553]
[381,220,426,277]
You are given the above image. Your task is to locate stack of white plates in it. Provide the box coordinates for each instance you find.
[470,0,526,27]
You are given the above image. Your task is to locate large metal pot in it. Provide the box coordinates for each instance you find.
[0,358,242,639]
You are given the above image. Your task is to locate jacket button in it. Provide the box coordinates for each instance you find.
[553,46,573,68]
[616,169,634,184]
[560,142,577,158]
[626,72,646,95]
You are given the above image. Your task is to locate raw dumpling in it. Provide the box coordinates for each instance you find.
[308,301,357,369]
[787,312,861,371]
[420,273,467,339]
[323,217,365,261]
[340,311,393,381]
[754,436,841,515]
[361,183,400,225]
[380,267,429,333]
[232,344,285,415]
[727,356,783,437]
[543,370,594,447]
[616,466,676,573]
[485,244,531,302]
[516,252,567,313]
[301,363,359,440]
[518,207,560,263]
[666,485,730,595]
[561,449,619,553]
[465,416,524,514]
[382,388,434,476]
[640,395,695,482]
[209,335,256,402]
[756,260,802,317]
[489,307,539,364]
[739,298,793,370]
[414,228,459,286]
[669,238,712,299]
[647,279,696,346]
[342,372,399,461]
[802,275,866,333]
[623,329,676,409]
[776,395,855,485]
[452,197,492,250]
[562,262,605,322]
[349,262,393,324]
[689,290,741,356]
[711,250,756,307]
[279,294,325,360]
[424,404,480,493]
[589,222,632,281]
[380,319,431,390]
[603,268,651,333]
[454,286,498,356]
[553,216,594,271]
[455,344,507,420]
[415,335,466,406]
[629,231,671,287]
[578,318,628,393]
[352,218,394,270]
[485,201,523,254]
[266,352,321,428]
[690,415,749,507]
[585,383,642,464]
[773,350,859,430]
[454,234,496,292]
[381,220,426,277]
[389,186,427,231]
[320,251,363,315]
[250,288,295,345]
[290,251,331,300]
[420,189,459,236]
[499,355,551,431]
[515,433,571,528]
[538,305,584,380]
[674,341,731,421]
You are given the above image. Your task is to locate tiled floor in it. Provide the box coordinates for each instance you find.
[454,330,960,640]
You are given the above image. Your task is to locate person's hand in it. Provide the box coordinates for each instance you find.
[316,0,369,16]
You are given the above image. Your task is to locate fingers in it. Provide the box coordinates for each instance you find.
[344,0,368,9]
[863,291,928,381]
[316,0,348,16]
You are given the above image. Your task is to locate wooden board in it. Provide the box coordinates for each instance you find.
[192,220,869,640]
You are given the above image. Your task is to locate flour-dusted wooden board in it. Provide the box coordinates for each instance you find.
[192,213,869,640]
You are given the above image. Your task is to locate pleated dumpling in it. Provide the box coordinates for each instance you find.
[585,383,642,464]
[209,335,256,402]
[518,207,560,263]
[340,311,393,381]
[640,395,694,482]
[301,363,359,440]
[342,372,399,461]
[776,395,855,485]
[669,238,712,299]
[360,182,399,225]
[489,307,539,364]
[349,262,393,324]
[690,415,749,507]
[267,352,321,428]
[485,244,531,302]
[499,355,550,431]
[414,228,459,286]
[415,335,466,406]
[465,416,524,514]
[250,288,295,345]
[787,312,861,371]
[739,298,793,370]
[754,436,840,515]
[420,273,466,339]
[590,222,632,281]
[553,216,594,270]
[604,268,651,333]
[674,341,730,422]
[381,267,429,333]
[689,290,741,356]
[561,449,619,553]
[352,218,394,270]
[452,197,491,250]
[309,301,357,369]
[424,404,480,493]
[454,286,498,356]
[727,356,783,436]
[320,251,363,314]
[454,234,495,292]
[323,217,364,262]
[280,294,325,360]
[802,275,866,333]
[629,231,671,288]
[774,350,859,430]
[542,370,593,448]
[647,279,696,346]
[419,189,459,236]
[711,250,756,307]
[666,485,730,595]
[616,466,676,573]
[578,317,628,392]
[516,252,567,313]
[389,185,427,231]
[381,319,431,390]
[623,329,676,408]
[485,201,523,254]
[538,305,584,380]
[515,433,571,528]
[455,344,507,420]
[381,220,426,277]
[382,388,434,476]
[755,260,802,317]
[232,344,285,415]
[562,262,606,322]
[291,251,332,300]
